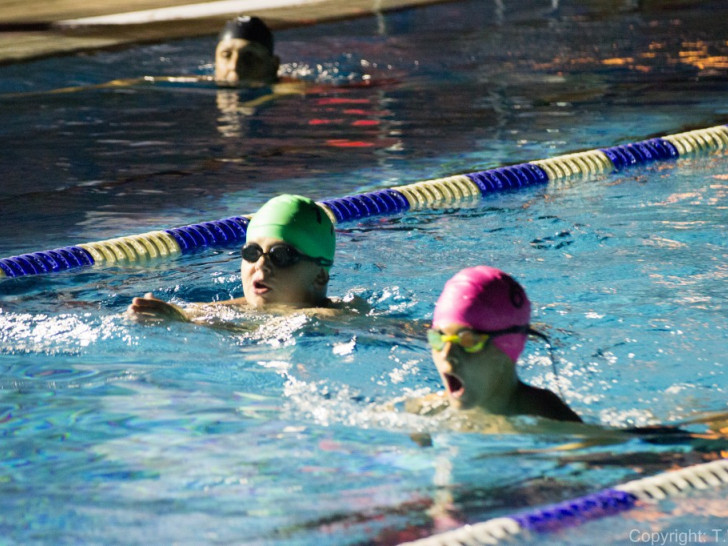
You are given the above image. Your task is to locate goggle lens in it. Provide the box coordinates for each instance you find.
[241,244,301,268]
[427,329,490,353]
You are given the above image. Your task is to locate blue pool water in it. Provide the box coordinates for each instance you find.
[1,1,728,544]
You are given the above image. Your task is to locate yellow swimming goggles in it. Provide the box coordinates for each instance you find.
[427,325,530,353]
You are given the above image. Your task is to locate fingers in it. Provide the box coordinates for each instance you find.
[126,294,187,322]
[130,295,162,311]
[125,300,164,322]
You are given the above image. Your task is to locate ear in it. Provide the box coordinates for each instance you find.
[313,268,329,288]
[269,55,280,80]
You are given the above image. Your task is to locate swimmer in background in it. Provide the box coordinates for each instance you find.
[7,16,289,97]
[214,16,280,86]
[212,15,311,114]
[406,266,582,423]
[126,194,366,323]
[7,13,389,126]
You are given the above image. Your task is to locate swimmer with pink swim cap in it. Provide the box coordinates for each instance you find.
[417,266,581,422]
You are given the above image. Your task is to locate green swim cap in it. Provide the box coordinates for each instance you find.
[246,194,335,267]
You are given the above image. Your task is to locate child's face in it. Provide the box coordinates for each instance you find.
[241,236,328,308]
[430,323,515,411]
[214,39,279,85]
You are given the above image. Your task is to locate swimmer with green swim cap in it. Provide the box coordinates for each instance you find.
[127,194,366,323]
[241,194,335,308]
[245,194,335,270]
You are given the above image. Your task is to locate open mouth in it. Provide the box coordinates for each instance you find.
[444,373,465,398]
[252,280,271,294]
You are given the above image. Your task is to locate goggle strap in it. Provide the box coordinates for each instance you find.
[526,327,549,343]
[527,327,566,402]
[313,257,334,267]
[483,324,531,337]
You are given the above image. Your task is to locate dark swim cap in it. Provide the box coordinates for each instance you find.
[218,16,274,55]
[246,195,336,269]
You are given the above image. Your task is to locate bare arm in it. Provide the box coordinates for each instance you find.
[125,293,250,323]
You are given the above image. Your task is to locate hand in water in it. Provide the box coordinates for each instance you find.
[126,293,188,323]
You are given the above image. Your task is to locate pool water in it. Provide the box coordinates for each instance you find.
[1,1,728,544]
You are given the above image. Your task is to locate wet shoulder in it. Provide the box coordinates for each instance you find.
[324,295,372,315]
[515,383,583,423]
[404,392,450,416]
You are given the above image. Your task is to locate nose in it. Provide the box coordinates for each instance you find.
[439,340,462,367]
[223,57,240,83]
[438,356,454,375]
[255,253,273,272]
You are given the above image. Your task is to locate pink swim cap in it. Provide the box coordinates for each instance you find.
[432,266,531,363]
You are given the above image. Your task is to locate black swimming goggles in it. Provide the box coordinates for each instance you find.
[241,243,333,269]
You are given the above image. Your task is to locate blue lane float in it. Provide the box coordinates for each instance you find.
[0,246,94,277]
[1,124,727,279]
[165,216,249,252]
[399,458,728,546]
[600,137,679,171]
[468,163,549,193]
[322,188,410,223]
[0,216,249,278]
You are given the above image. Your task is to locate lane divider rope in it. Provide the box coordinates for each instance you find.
[398,457,728,546]
[1,123,726,279]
